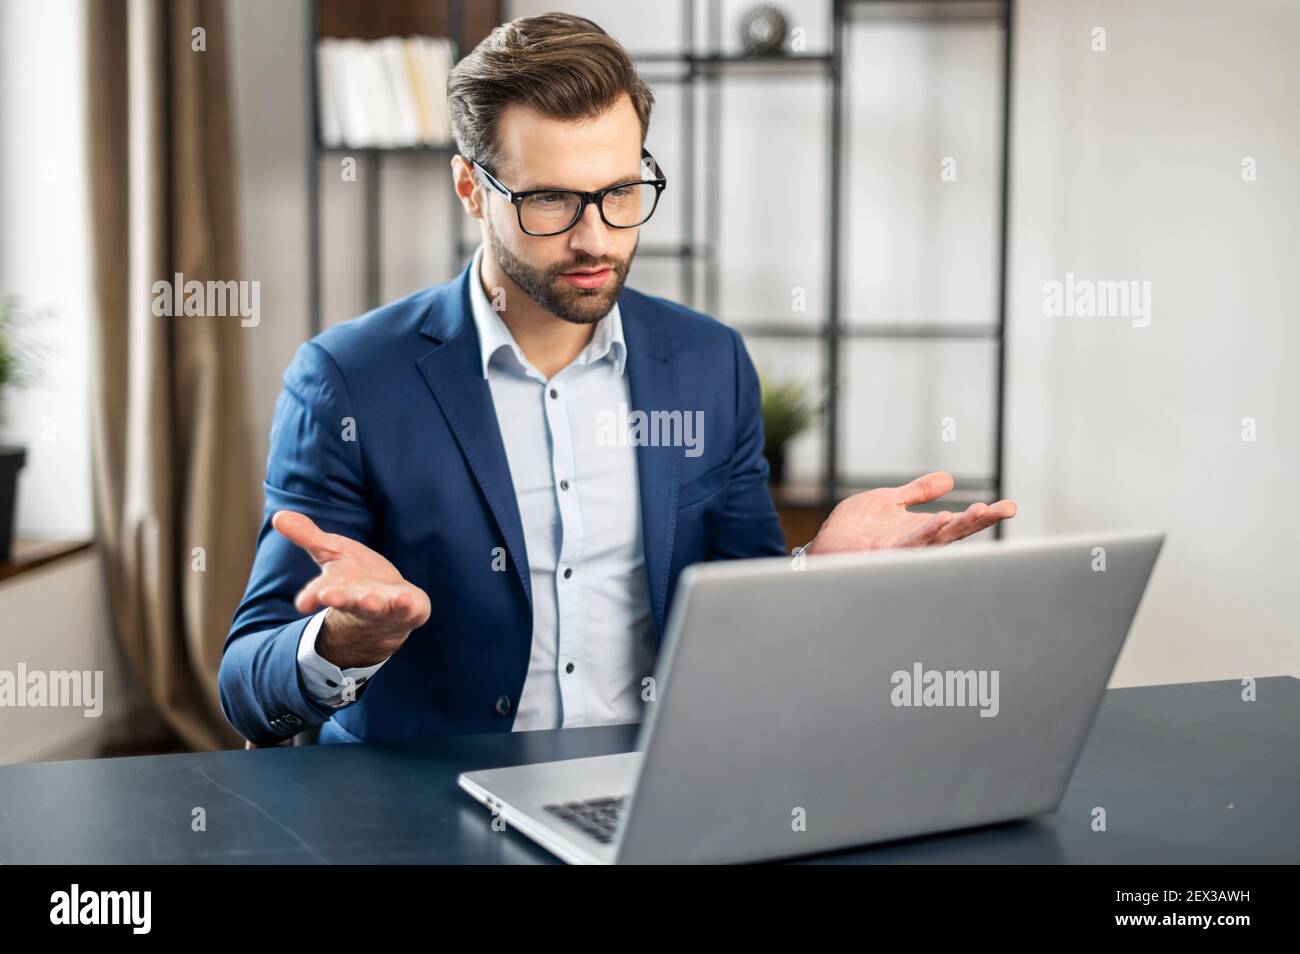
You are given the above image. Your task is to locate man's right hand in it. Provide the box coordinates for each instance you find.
[272,510,431,670]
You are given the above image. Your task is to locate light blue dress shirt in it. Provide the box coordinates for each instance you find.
[297,245,656,732]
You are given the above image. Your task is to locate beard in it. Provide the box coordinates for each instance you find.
[485,217,635,326]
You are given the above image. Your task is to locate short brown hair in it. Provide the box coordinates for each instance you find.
[447,13,655,170]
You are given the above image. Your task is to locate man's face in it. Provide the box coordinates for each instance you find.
[480,93,645,325]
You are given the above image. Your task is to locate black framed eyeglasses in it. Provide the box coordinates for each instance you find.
[471,148,667,237]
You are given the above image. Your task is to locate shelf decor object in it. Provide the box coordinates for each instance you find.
[738,3,790,55]
[0,296,47,564]
[760,375,818,486]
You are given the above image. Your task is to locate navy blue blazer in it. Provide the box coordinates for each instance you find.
[218,263,787,746]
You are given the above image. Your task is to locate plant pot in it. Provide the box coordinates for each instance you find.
[0,445,26,564]
[763,445,787,486]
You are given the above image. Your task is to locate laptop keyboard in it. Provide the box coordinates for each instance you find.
[544,795,628,843]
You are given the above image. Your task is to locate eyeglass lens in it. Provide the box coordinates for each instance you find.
[519,182,658,235]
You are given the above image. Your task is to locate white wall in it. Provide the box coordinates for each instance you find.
[227,0,315,468]
[0,553,146,763]
[1006,0,1300,685]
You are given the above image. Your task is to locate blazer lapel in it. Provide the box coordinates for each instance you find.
[415,267,532,608]
[620,293,681,646]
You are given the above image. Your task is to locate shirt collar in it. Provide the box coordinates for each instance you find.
[467,244,627,380]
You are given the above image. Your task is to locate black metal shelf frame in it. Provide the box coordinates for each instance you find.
[305,0,1013,527]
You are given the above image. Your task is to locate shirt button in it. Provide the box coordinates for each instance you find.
[549,388,558,399]
[560,479,570,491]
[494,694,512,717]
[563,567,573,579]
[565,663,575,674]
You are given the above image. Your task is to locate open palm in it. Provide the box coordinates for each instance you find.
[274,510,429,629]
[806,471,1016,555]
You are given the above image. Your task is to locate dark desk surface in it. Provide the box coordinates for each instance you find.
[1,677,1297,864]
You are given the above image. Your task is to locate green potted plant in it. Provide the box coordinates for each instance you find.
[759,375,817,486]
[0,297,45,563]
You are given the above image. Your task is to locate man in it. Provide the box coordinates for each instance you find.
[219,14,1015,747]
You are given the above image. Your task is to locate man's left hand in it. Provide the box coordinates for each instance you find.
[805,471,1016,555]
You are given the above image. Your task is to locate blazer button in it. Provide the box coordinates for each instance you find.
[494,694,512,717]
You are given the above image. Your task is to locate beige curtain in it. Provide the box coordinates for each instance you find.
[87,0,257,750]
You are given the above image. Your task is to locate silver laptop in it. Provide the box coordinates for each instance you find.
[459,530,1163,864]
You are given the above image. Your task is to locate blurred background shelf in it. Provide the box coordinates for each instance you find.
[306,0,1013,546]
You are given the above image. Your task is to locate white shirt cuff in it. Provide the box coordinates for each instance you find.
[295,608,388,708]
